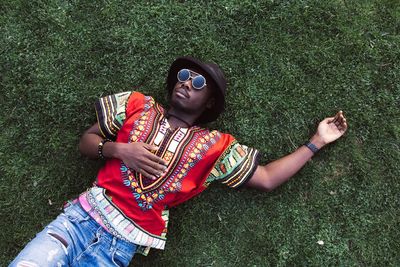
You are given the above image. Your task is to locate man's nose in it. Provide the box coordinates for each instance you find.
[181,79,192,90]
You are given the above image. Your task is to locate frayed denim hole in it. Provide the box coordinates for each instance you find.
[47,231,69,256]
[16,260,39,267]
[47,232,69,249]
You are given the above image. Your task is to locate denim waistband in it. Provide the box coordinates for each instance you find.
[63,199,138,255]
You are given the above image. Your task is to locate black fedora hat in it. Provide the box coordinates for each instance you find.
[166,56,227,124]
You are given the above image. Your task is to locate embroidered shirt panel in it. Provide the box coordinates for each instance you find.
[205,140,260,188]
[93,91,260,248]
[95,91,135,140]
[120,101,221,211]
[84,187,168,249]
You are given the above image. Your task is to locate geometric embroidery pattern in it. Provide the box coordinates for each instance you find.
[84,187,169,249]
[95,91,132,140]
[205,140,259,188]
[121,96,221,210]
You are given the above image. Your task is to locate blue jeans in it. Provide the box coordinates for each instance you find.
[9,201,138,267]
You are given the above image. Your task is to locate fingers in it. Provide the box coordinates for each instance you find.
[139,167,165,180]
[331,110,342,124]
[138,155,168,180]
[339,117,348,133]
[143,143,159,153]
[127,142,169,180]
[138,168,156,180]
[331,111,342,126]
[140,143,168,164]
[145,157,168,173]
[332,110,348,133]
[147,152,168,166]
[327,110,343,124]
[325,116,336,124]
[138,161,167,180]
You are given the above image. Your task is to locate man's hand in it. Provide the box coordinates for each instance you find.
[79,123,168,180]
[114,142,168,180]
[247,111,348,191]
[311,111,348,148]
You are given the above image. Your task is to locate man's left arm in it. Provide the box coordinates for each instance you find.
[246,111,348,191]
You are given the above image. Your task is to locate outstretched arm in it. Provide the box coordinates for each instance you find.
[79,123,167,180]
[246,111,348,191]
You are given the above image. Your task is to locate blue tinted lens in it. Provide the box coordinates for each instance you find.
[192,75,206,89]
[177,69,190,82]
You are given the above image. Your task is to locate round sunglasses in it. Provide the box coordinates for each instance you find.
[177,69,207,90]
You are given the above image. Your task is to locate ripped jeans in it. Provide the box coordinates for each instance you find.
[9,201,138,267]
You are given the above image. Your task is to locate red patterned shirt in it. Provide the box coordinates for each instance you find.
[82,91,260,250]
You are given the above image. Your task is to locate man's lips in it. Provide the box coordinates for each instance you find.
[175,88,189,98]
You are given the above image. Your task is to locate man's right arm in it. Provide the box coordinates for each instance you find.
[79,123,168,180]
[79,123,108,159]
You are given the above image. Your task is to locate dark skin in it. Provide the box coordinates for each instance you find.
[80,69,348,190]
[247,110,347,191]
[79,69,215,180]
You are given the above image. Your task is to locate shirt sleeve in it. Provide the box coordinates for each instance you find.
[95,91,132,140]
[206,139,260,188]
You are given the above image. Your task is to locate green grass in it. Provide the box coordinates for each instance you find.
[1,0,399,266]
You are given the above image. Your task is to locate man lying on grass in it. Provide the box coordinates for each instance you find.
[11,56,348,266]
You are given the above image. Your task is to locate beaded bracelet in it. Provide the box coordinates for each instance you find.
[98,139,112,159]
[304,141,319,154]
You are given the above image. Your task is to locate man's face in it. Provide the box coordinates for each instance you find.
[170,69,214,116]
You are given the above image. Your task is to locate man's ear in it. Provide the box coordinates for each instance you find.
[206,97,215,109]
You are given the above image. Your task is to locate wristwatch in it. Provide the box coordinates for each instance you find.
[304,141,319,153]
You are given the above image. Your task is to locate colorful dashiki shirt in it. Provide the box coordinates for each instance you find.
[81,91,260,252]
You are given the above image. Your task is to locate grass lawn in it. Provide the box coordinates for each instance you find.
[1,0,399,266]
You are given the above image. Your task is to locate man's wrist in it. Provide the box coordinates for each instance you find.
[102,141,119,159]
[309,134,326,150]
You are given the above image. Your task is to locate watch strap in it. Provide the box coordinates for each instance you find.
[304,141,319,153]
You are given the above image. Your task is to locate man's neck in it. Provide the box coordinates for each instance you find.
[166,109,196,129]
